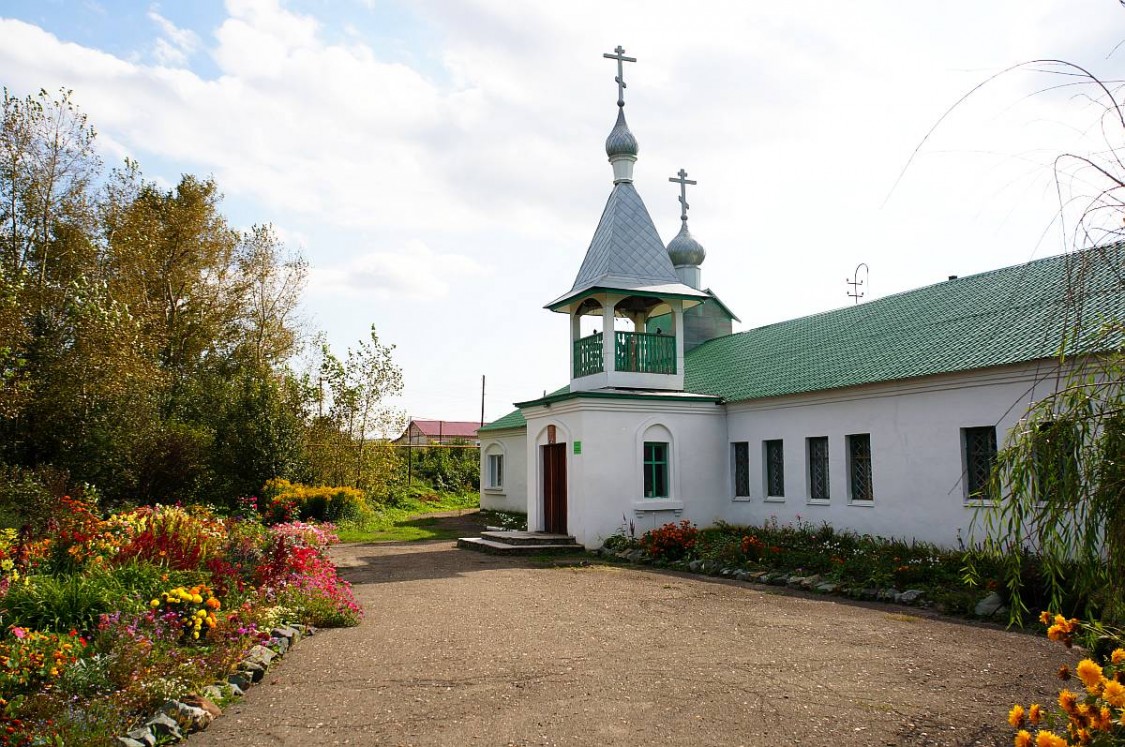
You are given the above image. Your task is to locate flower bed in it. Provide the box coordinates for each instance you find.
[0,495,361,745]
[600,517,1031,619]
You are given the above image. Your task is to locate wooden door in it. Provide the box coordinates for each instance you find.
[541,443,567,534]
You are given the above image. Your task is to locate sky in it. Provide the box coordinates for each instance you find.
[1,0,1123,425]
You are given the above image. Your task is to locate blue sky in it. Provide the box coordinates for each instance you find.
[1,1,1123,424]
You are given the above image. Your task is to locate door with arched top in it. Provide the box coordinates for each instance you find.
[541,443,567,534]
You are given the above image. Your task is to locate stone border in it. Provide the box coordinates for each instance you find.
[593,547,1010,622]
[116,624,315,747]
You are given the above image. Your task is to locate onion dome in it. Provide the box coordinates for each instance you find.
[667,222,706,267]
[605,108,638,159]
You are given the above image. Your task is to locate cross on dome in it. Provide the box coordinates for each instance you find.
[603,45,636,107]
[669,168,697,222]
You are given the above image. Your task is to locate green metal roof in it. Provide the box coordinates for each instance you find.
[480,245,1125,429]
[478,407,530,432]
[685,245,1125,402]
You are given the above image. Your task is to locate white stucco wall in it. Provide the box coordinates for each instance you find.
[721,362,1058,547]
[522,396,728,548]
[497,360,1062,550]
[478,429,528,514]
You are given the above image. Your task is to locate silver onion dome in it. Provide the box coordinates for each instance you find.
[605,108,638,158]
[667,222,706,267]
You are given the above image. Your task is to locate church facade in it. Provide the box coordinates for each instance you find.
[479,47,1125,549]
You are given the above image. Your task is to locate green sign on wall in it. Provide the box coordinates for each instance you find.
[573,441,582,455]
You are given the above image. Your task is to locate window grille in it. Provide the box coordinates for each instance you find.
[808,437,829,501]
[732,442,750,497]
[962,426,996,501]
[765,439,784,497]
[847,434,873,502]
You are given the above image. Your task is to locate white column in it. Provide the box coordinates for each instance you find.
[672,301,685,377]
[602,295,617,374]
[569,312,581,380]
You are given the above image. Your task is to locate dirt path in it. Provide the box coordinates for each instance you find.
[190,534,1072,747]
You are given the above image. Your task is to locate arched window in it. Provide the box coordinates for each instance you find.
[483,442,505,490]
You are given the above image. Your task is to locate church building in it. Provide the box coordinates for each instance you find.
[478,47,1125,549]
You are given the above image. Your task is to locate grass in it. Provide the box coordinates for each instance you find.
[335,488,481,544]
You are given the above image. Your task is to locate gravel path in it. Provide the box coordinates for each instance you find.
[189,535,1072,746]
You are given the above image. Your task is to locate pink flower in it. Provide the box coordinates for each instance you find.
[11,626,26,639]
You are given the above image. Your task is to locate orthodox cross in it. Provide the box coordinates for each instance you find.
[669,168,697,222]
[603,45,636,107]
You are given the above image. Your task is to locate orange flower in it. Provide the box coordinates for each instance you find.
[1104,679,1125,708]
[1058,665,1072,681]
[1059,689,1079,714]
[1014,730,1032,747]
[1035,731,1067,747]
[1075,659,1104,692]
[1039,611,1052,625]
[1008,704,1026,728]
[1028,704,1042,726]
[1110,648,1124,665]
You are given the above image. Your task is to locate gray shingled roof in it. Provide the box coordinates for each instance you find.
[546,183,708,309]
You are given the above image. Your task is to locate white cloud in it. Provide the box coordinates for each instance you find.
[308,240,487,300]
[147,9,200,67]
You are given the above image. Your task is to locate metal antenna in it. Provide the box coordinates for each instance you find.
[668,168,697,222]
[603,45,637,107]
[847,263,869,304]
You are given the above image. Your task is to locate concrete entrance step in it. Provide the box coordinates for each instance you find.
[479,530,579,546]
[457,535,586,556]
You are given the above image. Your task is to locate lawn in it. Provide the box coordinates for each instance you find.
[334,489,481,544]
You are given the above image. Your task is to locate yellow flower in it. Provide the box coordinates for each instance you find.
[1104,679,1125,708]
[1035,731,1067,747]
[192,594,203,604]
[1059,689,1079,714]
[150,599,160,608]
[1112,648,1125,665]
[192,631,199,639]
[1075,659,1104,691]
[1008,704,1026,728]
[1014,730,1032,747]
[1028,704,1042,726]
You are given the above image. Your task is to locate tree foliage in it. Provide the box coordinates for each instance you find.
[0,87,405,511]
[964,48,1125,624]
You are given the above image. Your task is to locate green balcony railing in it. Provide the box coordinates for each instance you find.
[573,332,604,378]
[615,331,676,374]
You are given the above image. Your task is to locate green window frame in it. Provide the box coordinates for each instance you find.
[643,441,668,498]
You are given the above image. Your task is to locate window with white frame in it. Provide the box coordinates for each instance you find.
[486,453,503,489]
[807,436,829,501]
[847,433,873,502]
[764,439,784,498]
[732,441,750,498]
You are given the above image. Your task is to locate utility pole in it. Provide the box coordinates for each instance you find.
[480,375,486,430]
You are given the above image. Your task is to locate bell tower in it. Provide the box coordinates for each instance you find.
[545,46,710,393]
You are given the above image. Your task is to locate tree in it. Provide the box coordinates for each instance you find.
[318,327,405,494]
[957,50,1125,624]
